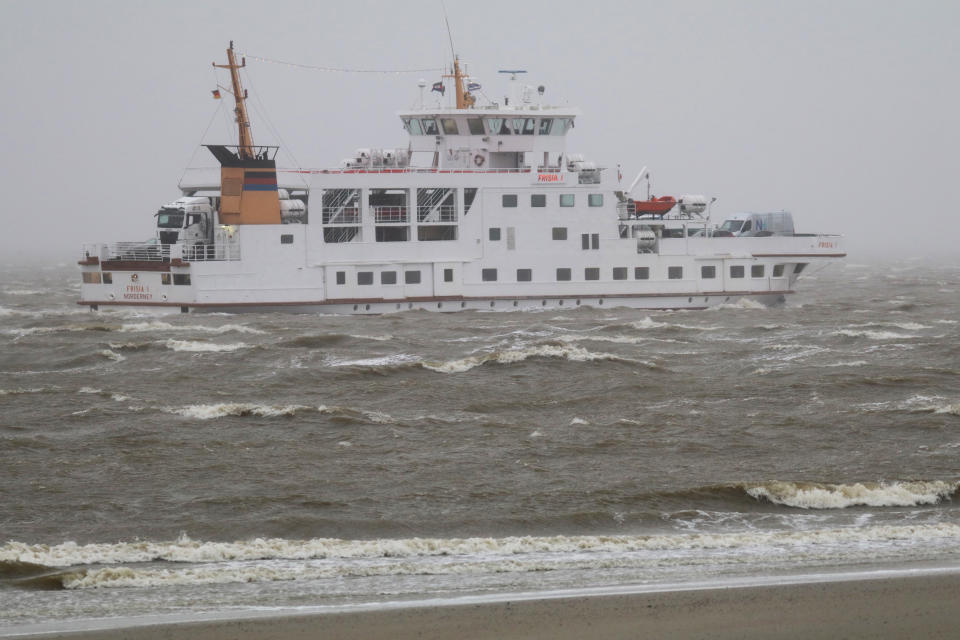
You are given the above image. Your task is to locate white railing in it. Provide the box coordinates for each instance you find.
[83,240,241,263]
[322,206,360,224]
[286,167,533,175]
[373,206,408,223]
[417,204,457,223]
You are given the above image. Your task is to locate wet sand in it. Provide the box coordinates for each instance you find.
[8,571,959,640]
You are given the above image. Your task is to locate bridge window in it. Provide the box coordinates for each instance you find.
[502,194,517,208]
[487,118,510,135]
[421,119,439,135]
[560,194,575,207]
[404,118,423,135]
[538,118,553,135]
[512,118,536,135]
[467,118,484,135]
[440,118,459,135]
[551,118,573,135]
[517,268,532,282]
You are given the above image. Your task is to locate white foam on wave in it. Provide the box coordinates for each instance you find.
[5,522,960,590]
[167,403,309,420]
[0,387,47,396]
[746,481,959,509]
[3,289,44,296]
[421,343,640,374]
[709,298,766,310]
[347,333,394,342]
[164,340,248,353]
[119,321,264,335]
[819,360,868,368]
[327,354,420,368]
[97,349,125,362]
[833,329,914,340]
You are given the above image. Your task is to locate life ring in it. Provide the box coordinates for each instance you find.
[474,154,485,167]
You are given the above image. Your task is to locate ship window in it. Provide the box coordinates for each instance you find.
[531,194,546,207]
[668,266,683,280]
[592,233,599,249]
[489,227,501,241]
[588,194,604,207]
[421,119,439,135]
[440,118,459,135]
[751,265,765,278]
[467,118,484,135]
[556,268,572,281]
[581,233,590,250]
[161,273,171,285]
[794,263,808,274]
[560,194,575,207]
[502,194,517,208]
[551,118,572,135]
[487,118,510,135]
[280,234,294,244]
[375,227,409,242]
[613,267,628,280]
[82,271,101,284]
[585,267,600,281]
[381,271,397,285]
[538,118,552,135]
[443,268,453,282]
[405,118,423,135]
[512,118,535,135]
[405,270,421,284]
[517,268,532,282]
[701,265,716,279]
[173,274,191,285]
[358,272,374,285]
[773,264,785,277]
[101,272,113,284]
[482,268,498,282]
[730,265,745,278]
[336,271,346,285]
[418,226,457,241]
[635,267,650,280]
[552,227,567,240]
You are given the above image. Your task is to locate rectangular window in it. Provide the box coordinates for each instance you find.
[613,267,628,280]
[751,265,765,278]
[358,271,374,285]
[635,267,650,280]
[336,271,346,285]
[581,233,590,250]
[559,194,575,207]
[517,268,532,282]
[502,194,518,208]
[440,118,459,135]
[443,268,453,283]
[82,271,101,284]
[552,227,568,240]
[794,263,808,274]
[381,271,397,285]
[173,274,191,286]
[538,118,553,135]
[101,272,113,284]
[531,194,546,207]
[773,264,785,277]
[701,265,716,279]
[489,227,501,241]
[405,270,421,284]
[730,265,745,278]
[556,268,572,281]
[421,118,439,135]
[467,118,484,135]
[404,118,423,135]
[280,234,294,244]
[585,267,600,281]
[482,268,498,282]
[591,233,599,249]
[588,194,603,207]
[160,273,171,285]
[668,266,683,280]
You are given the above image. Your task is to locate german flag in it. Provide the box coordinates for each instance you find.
[212,89,221,99]
[243,171,277,191]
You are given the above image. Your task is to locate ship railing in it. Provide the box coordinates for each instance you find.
[616,201,637,219]
[417,204,457,223]
[86,239,242,263]
[536,165,565,173]
[373,206,408,223]
[287,167,534,175]
[321,206,361,224]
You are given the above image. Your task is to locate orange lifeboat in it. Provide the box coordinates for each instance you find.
[631,196,677,216]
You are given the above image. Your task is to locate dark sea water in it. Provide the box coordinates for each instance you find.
[1,258,959,629]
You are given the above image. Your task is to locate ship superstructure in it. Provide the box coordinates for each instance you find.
[79,43,844,313]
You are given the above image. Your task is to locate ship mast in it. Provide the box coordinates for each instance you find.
[213,41,255,159]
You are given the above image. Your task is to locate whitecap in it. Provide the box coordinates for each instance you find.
[833,329,914,340]
[168,403,308,419]
[164,340,247,353]
[98,349,125,362]
[746,480,958,509]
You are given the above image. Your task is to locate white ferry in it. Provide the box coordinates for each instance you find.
[79,43,845,314]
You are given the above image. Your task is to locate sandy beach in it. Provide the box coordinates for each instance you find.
[7,570,958,640]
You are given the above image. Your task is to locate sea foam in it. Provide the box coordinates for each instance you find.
[746,480,959,509]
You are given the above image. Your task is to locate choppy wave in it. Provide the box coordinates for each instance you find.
[119,321,265,335]
[164,339,248,353]
[746,481,959,509]
[833,329,915,340]
[422,343,644,373]
[167,403,311,419]
[97,349,125,362]
[5,522,960,590]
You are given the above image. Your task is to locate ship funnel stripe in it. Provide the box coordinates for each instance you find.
[243,184,278,191]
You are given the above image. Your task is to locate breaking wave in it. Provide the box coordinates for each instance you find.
[167,403,311,420]
[164,339,248,353]
[421,342,644,373]
[745,481,959,509]
[118,321,265,335]
[833,329,915,340]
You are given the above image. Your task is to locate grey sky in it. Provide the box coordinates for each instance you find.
[1,0,957,263]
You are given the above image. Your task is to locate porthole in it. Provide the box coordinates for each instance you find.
[353,304,358,311]
[365,304,370,311]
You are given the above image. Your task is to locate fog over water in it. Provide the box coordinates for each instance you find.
[1,0,957,262]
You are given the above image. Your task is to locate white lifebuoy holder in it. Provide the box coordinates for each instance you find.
[474,154,485,167]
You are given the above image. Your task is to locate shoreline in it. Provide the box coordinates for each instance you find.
[6,568,960,640]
